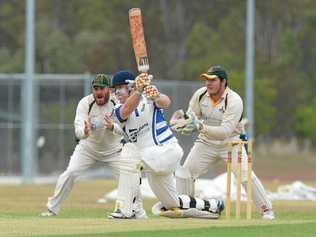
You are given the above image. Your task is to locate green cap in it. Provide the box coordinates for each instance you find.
[200,65,228,80]
[92,74,111,87]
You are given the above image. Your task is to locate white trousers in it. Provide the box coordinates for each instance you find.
[182,140,272,213]
[47,144,139,214]
[142,142,183,209]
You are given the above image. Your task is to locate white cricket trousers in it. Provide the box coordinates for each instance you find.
[183,140,273,213]
[47,144,138,214]
[142,142,183,209]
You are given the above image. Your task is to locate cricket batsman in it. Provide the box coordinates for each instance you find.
[171,65,275,220]
[108,70,224,219]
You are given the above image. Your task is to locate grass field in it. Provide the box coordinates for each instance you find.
[1,180,316,237]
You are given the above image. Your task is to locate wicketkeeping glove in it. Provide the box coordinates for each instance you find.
[169,110,202,135]
[180,112,203,135]
[170,109,187,132]
[143,85,160,100]
[135,73,152,93]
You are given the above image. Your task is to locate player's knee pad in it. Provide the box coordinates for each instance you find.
[175,166,195,196]
[119,143,143,174]
[118,158,142,175]
[178,195,224,214]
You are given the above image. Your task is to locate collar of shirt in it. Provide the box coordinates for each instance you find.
[206,87,229,108]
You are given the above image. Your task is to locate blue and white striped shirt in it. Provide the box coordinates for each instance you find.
[114,96,177,149]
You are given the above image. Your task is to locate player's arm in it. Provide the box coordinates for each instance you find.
[104,113,126,136]
[199,97,243,140]
[120,90,142,120]
[140,75,169,108]
[169,90,202,133]
[153,93,171,108]
[119,73,152,119]
[187,90,202,118]
[74,99,90,139]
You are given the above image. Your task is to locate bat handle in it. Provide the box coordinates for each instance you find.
[138,63,149,73]
[135,74,153,81]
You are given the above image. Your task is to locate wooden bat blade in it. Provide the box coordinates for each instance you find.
[129,8,149,73]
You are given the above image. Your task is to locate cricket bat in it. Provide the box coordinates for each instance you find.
[128,8,149,73]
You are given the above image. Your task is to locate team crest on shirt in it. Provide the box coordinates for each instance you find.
[128,128,138,142]
[127,122,149,142]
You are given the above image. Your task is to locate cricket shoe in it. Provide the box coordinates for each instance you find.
[40,209,56,217]
[152,202,165,216]
[108,209,136,219]
[207,198,225,215]
[134,208,148,219]
[262,209,275,220]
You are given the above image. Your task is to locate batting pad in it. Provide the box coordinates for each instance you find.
[160,208,219,219]
[116,172,140,217]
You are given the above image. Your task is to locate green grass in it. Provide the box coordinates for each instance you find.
[1,180,316,237]
[28,223,316,237]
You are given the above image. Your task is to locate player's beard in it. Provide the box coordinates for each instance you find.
[207,82,225,97]
[95,92,110,105]
[207,86,221,97]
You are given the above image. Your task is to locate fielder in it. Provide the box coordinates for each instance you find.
[171,65,275,220]
[108,70,224,219]
[40,74,146,219]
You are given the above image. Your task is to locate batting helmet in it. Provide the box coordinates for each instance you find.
[111,70,135,87]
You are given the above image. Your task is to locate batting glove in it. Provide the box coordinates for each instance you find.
[135,73,152,93]
[143,85,160,100]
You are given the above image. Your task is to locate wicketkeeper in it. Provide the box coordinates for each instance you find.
[171,65,275,220]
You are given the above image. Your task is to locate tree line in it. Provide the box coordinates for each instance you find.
[0,0,315,142]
